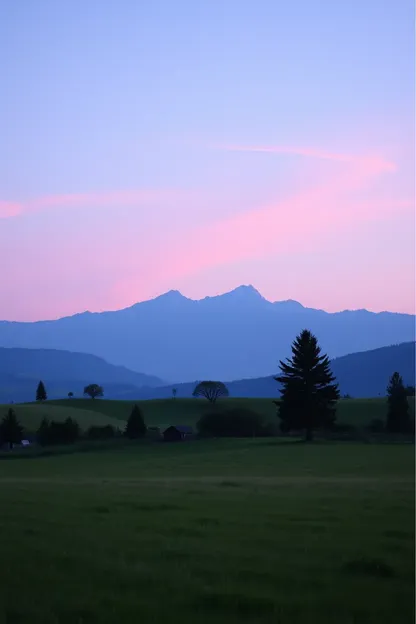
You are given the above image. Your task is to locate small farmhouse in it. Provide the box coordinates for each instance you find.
[162,425,194,442]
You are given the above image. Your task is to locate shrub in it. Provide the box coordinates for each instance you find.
[86,425,116,440]
[197,408,270,437]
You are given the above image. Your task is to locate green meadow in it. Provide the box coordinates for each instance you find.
[0,438,414,623]
[6,396,414,433]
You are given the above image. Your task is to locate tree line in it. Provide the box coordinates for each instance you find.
[0,404,147,449]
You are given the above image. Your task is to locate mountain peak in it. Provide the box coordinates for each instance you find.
[273,299,304,309]
[219,284,265,300]
[200,284,266,305]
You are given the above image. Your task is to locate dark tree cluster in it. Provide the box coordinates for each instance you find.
[0,409,24,449]
[37,417,80,446]
[386,372,411,434]
[86,425,117,440]
[197,408,273,437]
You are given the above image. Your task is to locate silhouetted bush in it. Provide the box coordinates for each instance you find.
[197,408,271,437]
[86,425,117,440]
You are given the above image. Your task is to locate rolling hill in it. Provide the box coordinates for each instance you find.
[121,342,416,399]
[0,402,123,433]
[0,347,164,404]
[0,285,414,381]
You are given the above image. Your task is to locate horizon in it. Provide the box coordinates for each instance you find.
[1,1,414,321]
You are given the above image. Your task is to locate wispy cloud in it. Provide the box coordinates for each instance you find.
[112,143,406,298]
[0,189,189,219]
[212,142,397,172]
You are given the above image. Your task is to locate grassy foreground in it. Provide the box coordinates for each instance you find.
[0,440,413,623]
[6,396,414,432]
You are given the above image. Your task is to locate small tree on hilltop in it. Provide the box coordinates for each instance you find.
[83,384,104,399]
[124,404,147,439]
[68,392,74,399]
[386,372,411,433]
[0,408,24,449]
[36,380,47,402]
[192,381,229,404]
[172,388,177,399]
[274,329,340,441]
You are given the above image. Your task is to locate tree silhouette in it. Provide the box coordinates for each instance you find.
[172,388,177,399]
[124,404,147,439]
[192,381,229,404]
[386,372,411,433]
[36,380,47,402]
[83,384,104,399]
[274,329,339,441]
[0,408,24,449]
[36,418,50,446]
[68,392,74,399]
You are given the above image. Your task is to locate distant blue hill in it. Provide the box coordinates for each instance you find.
[0,347,164,404]
[0,285,414,382]
[123,342,416,400]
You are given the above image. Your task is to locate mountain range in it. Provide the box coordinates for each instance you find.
[0,285,414,382]
[0,342,414,404]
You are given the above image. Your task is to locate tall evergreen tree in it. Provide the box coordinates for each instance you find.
[36,380,47,402]
[124,404,147,439]
[274,329,340,441]
[0,408,24,449]
[386,372,410,433]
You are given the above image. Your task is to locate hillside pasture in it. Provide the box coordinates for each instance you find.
[0,440,413,623]
[0,402,123,433]
[46,397,415,430]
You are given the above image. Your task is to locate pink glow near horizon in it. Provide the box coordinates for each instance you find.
[1,144,414,320]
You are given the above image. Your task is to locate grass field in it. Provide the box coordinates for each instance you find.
[4,396,414,434]
[0,402,123,432]
[0,439,413,623]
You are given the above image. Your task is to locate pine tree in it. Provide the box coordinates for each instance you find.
[0,408,24,449]
[124,404,147,439]
[386,372,410,433]
[275,329,340,441]
[36,380,47,402]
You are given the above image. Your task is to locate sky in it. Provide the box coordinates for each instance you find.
[0,0,414,321]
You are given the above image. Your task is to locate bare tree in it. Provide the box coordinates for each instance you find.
[192,381,229,404]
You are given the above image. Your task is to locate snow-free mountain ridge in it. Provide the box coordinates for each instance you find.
[0,285,414,381]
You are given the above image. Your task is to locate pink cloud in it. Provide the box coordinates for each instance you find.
[112,145,405,299]
[0,201,22,218]
[212,143,397,172]
[2,142,412,320]
[0,188,190,219]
